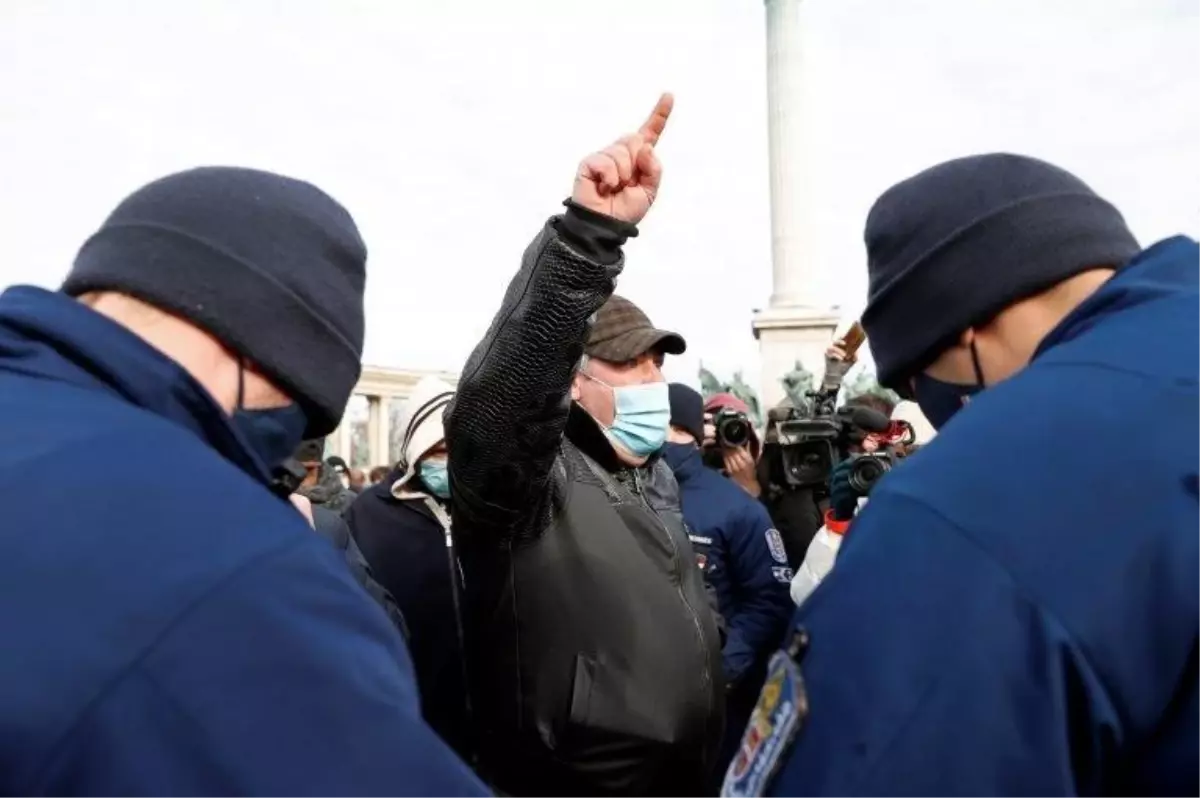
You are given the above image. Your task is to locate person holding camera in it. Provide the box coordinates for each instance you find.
[728,154,1197,797]
[702,393,763,495]
[747,340,868,571]
[786,397,894,608]
[664,384,795,784]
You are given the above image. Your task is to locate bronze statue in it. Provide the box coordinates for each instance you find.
[780,360,815,410]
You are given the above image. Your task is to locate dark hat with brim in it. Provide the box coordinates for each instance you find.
[585,294,686,363]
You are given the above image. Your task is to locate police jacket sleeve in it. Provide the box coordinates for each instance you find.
[720,503,795,687]
[34,535,487,797]
[766,491,1115,796]
[445,203,630,542]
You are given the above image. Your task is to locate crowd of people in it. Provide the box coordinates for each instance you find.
[0,92,1194,797]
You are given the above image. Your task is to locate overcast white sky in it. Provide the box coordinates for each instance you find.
[1,0,1196,389]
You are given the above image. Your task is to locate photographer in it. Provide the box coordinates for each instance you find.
[787,400,898,608]
[751,340,876,570]
[702,393,762,497]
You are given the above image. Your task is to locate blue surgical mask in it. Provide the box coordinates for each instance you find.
[231,404,309,470]
[419,459,451,499]
[583,373,671,458]
[913,340,985,430]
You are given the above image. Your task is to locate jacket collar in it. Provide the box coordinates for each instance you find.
[660,442,703,484]
[0,286,270,485]
[1036,236,1198,359]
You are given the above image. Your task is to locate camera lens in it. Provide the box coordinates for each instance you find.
[848,455,890,494]
[721,419,749,447]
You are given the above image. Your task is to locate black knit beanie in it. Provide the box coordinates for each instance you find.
[668,383,705,446]
[63,166,367,438]
[862,153,1140,391]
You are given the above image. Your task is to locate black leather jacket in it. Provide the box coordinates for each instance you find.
[445,208,724,796]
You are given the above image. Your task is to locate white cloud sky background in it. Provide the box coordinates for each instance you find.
[1,0,1196,391]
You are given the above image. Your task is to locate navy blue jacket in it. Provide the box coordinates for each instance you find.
[756,238,1199,796]
[0,287,485,796]
[663,443,794,687]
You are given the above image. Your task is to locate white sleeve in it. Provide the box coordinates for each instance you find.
[790,526,843,607]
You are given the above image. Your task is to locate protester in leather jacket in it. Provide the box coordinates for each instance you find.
[445,94,724,797]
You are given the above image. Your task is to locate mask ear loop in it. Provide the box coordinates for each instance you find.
[235,356,247,412]
[969,340,986,388]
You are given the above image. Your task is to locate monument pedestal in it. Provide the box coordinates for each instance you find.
[753,305,840,409]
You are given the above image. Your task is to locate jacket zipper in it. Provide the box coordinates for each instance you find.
[630,469,714,719]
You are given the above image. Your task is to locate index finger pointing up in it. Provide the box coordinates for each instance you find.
[638,92,674,146]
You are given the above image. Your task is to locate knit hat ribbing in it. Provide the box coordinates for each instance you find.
[862,153,1140,390]
[62,166,367,437]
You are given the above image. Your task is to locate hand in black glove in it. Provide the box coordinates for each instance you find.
[828,459,859,522]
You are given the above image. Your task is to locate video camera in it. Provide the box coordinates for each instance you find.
[761,386,914,496]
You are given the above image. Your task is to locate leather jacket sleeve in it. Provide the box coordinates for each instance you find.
[445,203,633,543]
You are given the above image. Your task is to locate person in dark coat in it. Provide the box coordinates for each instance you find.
[663,384,794,784]
[344,377,471,760]
[0,167,483,796]
[729,154,1198,797]
[294,440,357,513]
[445,95,724,797]
[308,501,410,641]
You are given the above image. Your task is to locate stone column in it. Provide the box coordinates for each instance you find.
[752,0,841,409]
[327,411,355,461]
[365,395,390,469]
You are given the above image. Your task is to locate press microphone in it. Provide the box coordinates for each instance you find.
[846,405,891,434]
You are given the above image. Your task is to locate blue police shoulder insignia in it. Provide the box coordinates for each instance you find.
[765,528,788,564]
[720,645,808,797]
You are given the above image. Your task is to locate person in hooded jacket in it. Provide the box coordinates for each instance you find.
[344,377,471,760]
[663,384,793,784]
[0,167,484,797]
[726,154,1198,798]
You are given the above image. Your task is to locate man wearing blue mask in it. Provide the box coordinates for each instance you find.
[446,93,725,797]
[0,167,484,796]
[726,154,1197,797]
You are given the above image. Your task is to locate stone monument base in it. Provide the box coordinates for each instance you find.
[752,304,842,408]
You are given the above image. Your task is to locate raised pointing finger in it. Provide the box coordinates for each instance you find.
[638,93,674,147]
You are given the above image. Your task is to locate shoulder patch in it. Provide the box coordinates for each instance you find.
[721,648,808,797]
[765,528,788,564]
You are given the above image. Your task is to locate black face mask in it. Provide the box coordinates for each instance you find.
[912,340,986,430]
[231,405,308,470]
[228,360,308,473]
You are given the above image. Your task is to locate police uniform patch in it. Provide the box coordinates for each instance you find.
[721,637,809,798]
[764,528,788,564]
